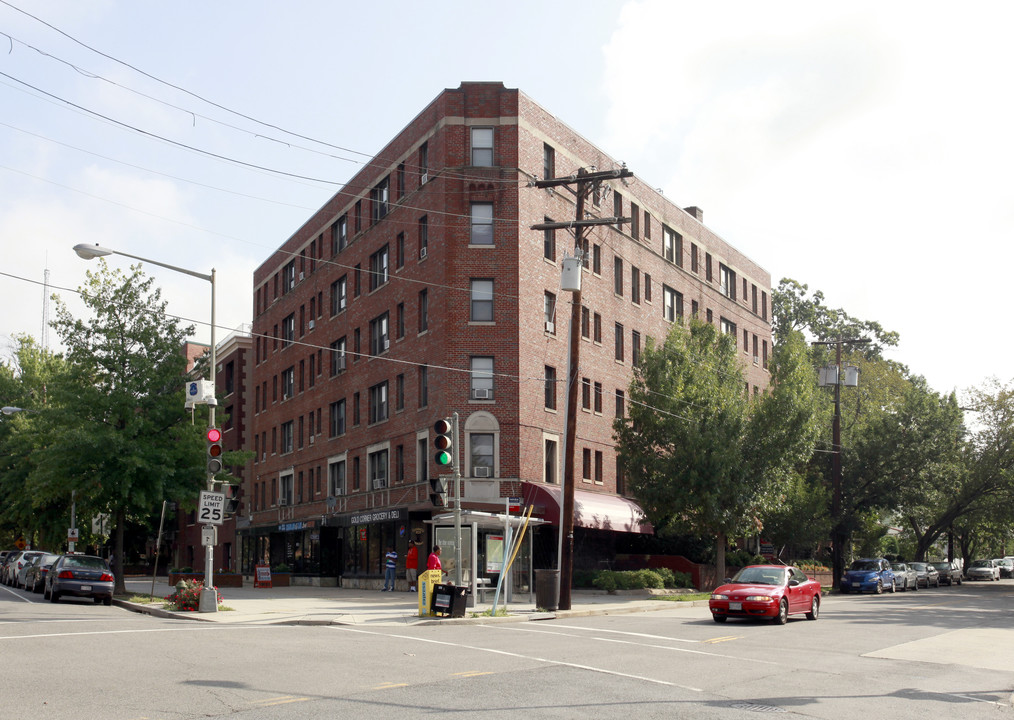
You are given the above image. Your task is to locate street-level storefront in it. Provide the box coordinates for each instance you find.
[327,507,432,590]
[239,519,321,579]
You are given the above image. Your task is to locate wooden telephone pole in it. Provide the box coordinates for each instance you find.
[532,166,633,610]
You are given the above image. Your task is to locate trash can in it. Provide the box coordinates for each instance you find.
[535,569,560,611]
[431,583,470,618]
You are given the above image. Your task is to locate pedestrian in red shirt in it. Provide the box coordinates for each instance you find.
[427,545,442,575]
[406,543,419,592]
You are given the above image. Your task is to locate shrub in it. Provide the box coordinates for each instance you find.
[592,569,666,592]
[726,549,766,567]
[272,563,291,573]
[165,580,223,611]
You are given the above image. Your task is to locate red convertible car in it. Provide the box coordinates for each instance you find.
[709,564,822,624]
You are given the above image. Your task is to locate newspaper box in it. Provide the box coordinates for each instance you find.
[430,583,469,618]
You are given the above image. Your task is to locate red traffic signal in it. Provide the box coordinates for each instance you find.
[206,427,223,474]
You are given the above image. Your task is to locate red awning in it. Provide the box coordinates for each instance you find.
[521,482,653,534]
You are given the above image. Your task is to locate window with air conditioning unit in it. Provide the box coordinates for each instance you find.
[308,435,314,445]
[278,498,288,506]
[298,271,305,282]
[545,321,555,333]
[308,319,315,330]
[753,356,760,365]
[337,356,346,371]
[472,388,492,400]
[473,466,491,478]
[420,246,428,259]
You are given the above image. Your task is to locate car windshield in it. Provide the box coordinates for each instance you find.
[732,567,785,585]
[910,563,927,570]
[849,561,879,571]
[63,556,108,570]
[891,564,907,571]
[931,563,950,570]
[971,560,990,568]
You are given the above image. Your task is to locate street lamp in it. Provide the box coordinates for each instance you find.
[2,406,26,415]
[73,243,219,613]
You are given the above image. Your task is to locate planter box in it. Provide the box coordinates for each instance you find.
[169,573,243,588]
[271,572,290,587]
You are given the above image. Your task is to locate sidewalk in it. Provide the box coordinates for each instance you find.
[118,578,709,627]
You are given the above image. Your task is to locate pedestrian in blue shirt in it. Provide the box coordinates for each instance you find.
[383,545,397,591]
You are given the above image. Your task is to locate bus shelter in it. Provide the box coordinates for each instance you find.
[427,510,545,606]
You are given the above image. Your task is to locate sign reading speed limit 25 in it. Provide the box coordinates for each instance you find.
[198,490,226,525]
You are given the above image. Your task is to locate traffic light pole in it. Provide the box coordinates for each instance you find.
[199,269,218,613]
[452,412,462,587]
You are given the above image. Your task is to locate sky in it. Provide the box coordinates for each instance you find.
[2,0,1012,402]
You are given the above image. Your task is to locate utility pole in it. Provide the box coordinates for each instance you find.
[532,166,633,610]
[813,336,869,591]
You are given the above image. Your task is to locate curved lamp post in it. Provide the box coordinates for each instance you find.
[73,243,219,612]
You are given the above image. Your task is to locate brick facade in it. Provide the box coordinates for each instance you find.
[243,83,772,582]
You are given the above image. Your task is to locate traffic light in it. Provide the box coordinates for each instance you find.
[224,484,240,516]
[206,427,223,475]
[433,418,453,468]
[429,477,448,507]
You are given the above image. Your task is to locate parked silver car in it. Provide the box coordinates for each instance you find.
[890,562,919,591]
[966,559,1000,581]
[44,554,115,605]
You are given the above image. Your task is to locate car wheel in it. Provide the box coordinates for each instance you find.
[49,590,60,603]
[806,595,820,620]
[912,580,918,591]
[42,584,49,600]
[840,586,849,594]
[935,578,940,587]
[712,614,727,623]
[890,579,897,593]
[875,580,883,594]
[103,596,112,607]
[775,599,789,624]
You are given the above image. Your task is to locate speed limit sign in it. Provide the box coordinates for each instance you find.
[198,491,225,526]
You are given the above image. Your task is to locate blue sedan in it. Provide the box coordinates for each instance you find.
[840,558,896,594]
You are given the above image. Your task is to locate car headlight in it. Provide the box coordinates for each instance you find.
[711,593,728,600]
[744,595,774,602]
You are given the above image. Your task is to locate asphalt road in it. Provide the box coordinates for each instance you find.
[2,578,1012,719]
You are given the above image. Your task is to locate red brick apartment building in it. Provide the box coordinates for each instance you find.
[243,82,771,589]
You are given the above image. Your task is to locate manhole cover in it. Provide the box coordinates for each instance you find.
[729,702,787,713]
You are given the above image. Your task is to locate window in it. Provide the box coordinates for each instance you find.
[614,257,623,296]
[470,279,493,322]
[720,264,736,299]
[581,306,590,339]
[354,200,362,234]
[663,225,682,266]
[396,373,405,411]
[354,264,361,297]
[370,312,390,355]
[544,292,556,334]
[396,302,405,339]
[471,127,494,166]
[281,366,294,399]
[663,285,683,322]
[369,245,389,291]
[630,202,640,239]
[419,216,428,258]
[582,448,591,480]
[281,421,293,454]
[752,284,758,314]
[706,253,713,282]
[594,381,603,413]
[595,450,604,484]
[691,243,699,273]
[581,377,591,410]
[328,458,346,495]
[543,143,555,180]
[371,177,389,222]
[545,439,558,484]
[419,365,429,407]
[280,473,293,506]
[330,276,347,315]
[613,192,623,230]
[631,267,640,304]
[543,218,556,261]
[763,340,769,369]
[470,203,494,245]
[544,365,557,410]
[721,317,737,337]
[615,322,624,361]
[331,216,347,255]
[632,331,641,367]
[329,400,346,437]
[762,291,768,321]
[644,209,651,240]
[396,232,405,269]
[418,289,429,332]
[593,312,602,343]
[369,382,388,424]
[470,433,494,476]
[397,163,405,198]
[470,357,494,400]
[419,142,429,184]
[593,244,601,274]
[369,448,388,489]
[615,389,625,417]
[352,456,360,490]
[281,314,294,348]
[282,260,296,293]
[330,337,346,375]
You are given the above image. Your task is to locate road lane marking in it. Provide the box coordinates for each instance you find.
[542,623,700,643]
[332,626,703,692]
[250,696,310,706]
[487,625,777,664]
[0,585,35,602]
[373,682,410,690]
[0,625,273,641]
[702,636,741,644]
[452,671,495,678]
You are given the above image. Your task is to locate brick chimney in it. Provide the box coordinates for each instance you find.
[684,206,703,221]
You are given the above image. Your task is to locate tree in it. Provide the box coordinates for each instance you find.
[33,261,205,593]
[614,319,823,583]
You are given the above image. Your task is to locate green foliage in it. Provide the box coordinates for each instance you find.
[591,569,670,592]
[725,549,766,567]
[164,580,222,611]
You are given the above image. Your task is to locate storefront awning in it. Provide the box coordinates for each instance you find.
[521,482,653,534]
